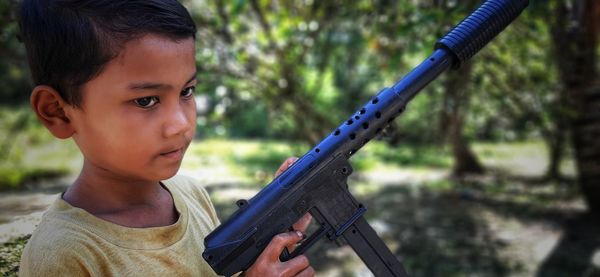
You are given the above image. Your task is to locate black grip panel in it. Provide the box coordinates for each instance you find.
[435,0,529,67]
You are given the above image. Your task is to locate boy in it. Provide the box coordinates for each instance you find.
[18,0,313,276]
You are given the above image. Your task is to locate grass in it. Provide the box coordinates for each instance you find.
[0,235,29,277]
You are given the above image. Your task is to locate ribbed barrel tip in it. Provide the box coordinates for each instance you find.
[435,0,529,67]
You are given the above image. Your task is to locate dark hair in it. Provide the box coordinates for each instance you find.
[18,0,197,106]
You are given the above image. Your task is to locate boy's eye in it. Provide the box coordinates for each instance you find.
[134,96,159,108]
[181,86,195,97]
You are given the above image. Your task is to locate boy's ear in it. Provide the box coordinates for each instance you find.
[30,85,76,139]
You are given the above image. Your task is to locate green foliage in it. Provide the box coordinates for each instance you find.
[1,0,563,146]
[191,0,464,142]
[466,9,559,142]
[0,0,32,104]
[227,100,270,138]
[184,0,558,148]
[0,235,29,277]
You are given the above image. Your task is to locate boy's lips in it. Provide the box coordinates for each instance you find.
[159,138,191,161]
[159,146,186,160]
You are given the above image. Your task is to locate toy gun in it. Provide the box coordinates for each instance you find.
[203,0,528,276]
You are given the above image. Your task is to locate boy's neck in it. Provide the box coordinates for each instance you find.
[63,161,178,228]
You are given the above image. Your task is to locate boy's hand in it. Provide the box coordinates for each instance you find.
[241,157,316,276]
[274,157,299,178]
[243,231,315,277]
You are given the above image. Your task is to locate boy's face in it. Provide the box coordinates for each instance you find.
[67,34,197,182]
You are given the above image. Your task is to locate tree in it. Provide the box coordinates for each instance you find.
[550,0,600,214]
[441,60,485,175]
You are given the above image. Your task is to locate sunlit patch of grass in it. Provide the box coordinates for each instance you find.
[183,139,453,186]
[231,140,306,182]
[473,141,575,177]
[183,139,307,185]
[352,180,383,195]
[358,141,452,170]
[423,179,455,192]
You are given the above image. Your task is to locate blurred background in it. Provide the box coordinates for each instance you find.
[1,0,599,276]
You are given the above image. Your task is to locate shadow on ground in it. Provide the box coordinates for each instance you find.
[534,212,600,277]
[452,173,600,276]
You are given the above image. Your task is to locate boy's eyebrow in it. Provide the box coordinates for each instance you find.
[128,71,198,91]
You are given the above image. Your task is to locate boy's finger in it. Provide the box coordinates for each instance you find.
[264,231,304,261]
[292,213,312,233]
[280,255,310,277]
[274,157,299,177]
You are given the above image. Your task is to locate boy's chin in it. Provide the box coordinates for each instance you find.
[156,170,180,181]
[144,167,181,182]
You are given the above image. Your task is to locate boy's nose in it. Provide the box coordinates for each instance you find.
[163,105,194,138]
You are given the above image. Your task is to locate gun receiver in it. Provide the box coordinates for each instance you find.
[203,0,529,276]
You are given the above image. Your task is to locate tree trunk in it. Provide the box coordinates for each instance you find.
[576,86,600,214]
[544,127,566,180]
[440,61,484,176]
[551,0,600,215]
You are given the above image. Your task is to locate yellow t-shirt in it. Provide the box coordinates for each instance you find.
[19,175,221,276]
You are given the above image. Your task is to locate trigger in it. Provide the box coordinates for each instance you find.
[279,247,291,262]
[281,224,331,262]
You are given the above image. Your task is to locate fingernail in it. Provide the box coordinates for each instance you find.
[296,230,303,238]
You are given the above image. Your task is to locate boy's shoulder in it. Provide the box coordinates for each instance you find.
[19,203,98,275]
[22,195,106,247]
[22,175,207,251]
[19,175,218,276]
